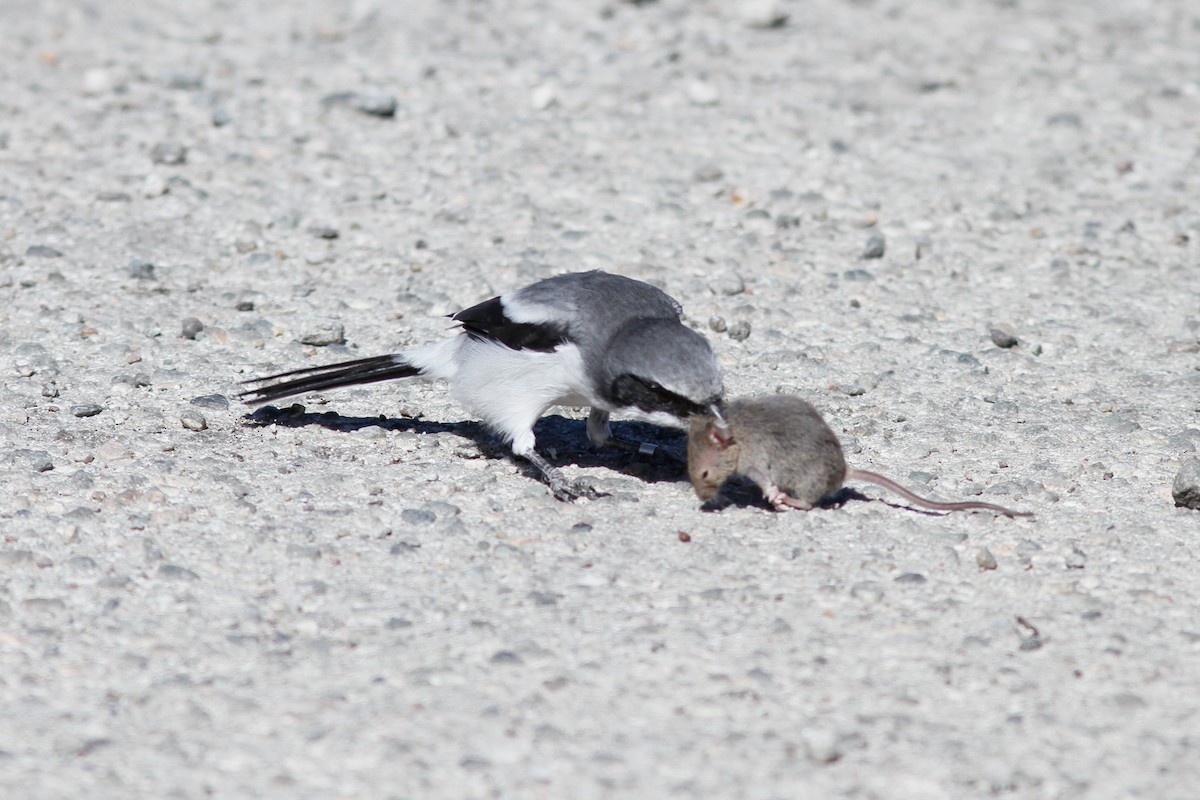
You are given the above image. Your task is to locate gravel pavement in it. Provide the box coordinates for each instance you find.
[2,1,1199,797]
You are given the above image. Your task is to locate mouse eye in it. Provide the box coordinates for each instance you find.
[701,469,710,479]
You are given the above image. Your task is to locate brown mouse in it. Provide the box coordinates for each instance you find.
[688,395,1031,517]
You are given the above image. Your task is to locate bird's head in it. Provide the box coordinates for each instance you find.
[600,319,724,425]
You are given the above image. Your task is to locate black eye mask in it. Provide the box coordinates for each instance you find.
[609,374,719,418]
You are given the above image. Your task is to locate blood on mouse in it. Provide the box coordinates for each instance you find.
[687,395,1032,517]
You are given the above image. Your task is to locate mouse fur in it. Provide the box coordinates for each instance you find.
[688,395,1031,517]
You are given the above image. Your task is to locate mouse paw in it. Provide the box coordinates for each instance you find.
[773,493,813,512]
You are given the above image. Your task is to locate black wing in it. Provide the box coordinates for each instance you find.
[451,295,570,352]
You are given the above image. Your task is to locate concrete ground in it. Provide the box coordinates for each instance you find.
[1,0,1199,797]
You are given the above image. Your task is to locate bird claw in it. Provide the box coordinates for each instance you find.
[550,476,607,502]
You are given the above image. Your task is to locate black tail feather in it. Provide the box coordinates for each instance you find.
[239,354,420,405]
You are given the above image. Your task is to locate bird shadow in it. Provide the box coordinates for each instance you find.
[242,404,688,486]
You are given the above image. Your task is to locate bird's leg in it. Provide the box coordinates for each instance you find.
[586,409,683,464]
[522,449,604,502]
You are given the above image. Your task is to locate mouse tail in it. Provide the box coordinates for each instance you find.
[846,468,1033,518]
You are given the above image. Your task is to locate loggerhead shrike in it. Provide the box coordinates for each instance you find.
[239,270,725,500]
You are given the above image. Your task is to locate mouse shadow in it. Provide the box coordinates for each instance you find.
[702,484,945,516]
[242,405,687,486]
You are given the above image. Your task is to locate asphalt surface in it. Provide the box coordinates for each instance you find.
[2,1,1199,797]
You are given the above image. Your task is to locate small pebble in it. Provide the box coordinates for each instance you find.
[191,394,230,410]
[41,382,59,398]
[687,81,720,106]
[143,174,168,197]
[20,449,54,472]
[181,317,204,339]
[70,404,103,418]
[151,141,187,165]
[167,71,204,90]
[180,411,208,431]
[307,223,340,239]
[741,0,789,28]
[27,245,63,258]
[708,315,728,333]
[355,91,398,118]
[157,564,200,581]
[710,272,746,296]
[693,164,724,183]
[83,68,114,95]
[1173,460,1200,509]
[211,107,232,127]
[401,508,437,526]
[127,259,156,280]
[894,572,927,584]
[850,581,884,603]
[727,320,752,341]
[298,320,345,346]
[489,650,523,665]
[531,84,558,111]
[861,234,886,259]
[990,323,1019,348]
[799,727,840,764]
[976,548,998,570]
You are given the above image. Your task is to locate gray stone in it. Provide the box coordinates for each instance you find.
[180,411,208,431]
[127,259,156,280]
[727,320,751,341]
[151,141,187,165]
[976,548,998,570]
[307,223,340,239]
[799,727,840,764]
[861,234,886,259]
[741,0,789,29]
[157,564,200,581]
[26,245,62,258]
[167,71,204,90]
[181,317,204,339]
[355,91,398,118]
[990,323,1019,348]
[297,320,345,346]
[191,394,230,410]
[489,650,523,665]
[70,404,103,418]
[401,508,437,526]
[1173,460,1200,509]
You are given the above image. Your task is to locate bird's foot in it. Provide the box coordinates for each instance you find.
[524,450,608,502]
[549,475,606,502]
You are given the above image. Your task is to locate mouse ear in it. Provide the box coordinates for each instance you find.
[707,418,734,448]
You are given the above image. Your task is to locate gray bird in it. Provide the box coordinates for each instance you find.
[239,270,725,500]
